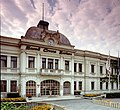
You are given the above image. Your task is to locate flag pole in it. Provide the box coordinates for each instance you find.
[108,51,111,93]
[118,51,120,90]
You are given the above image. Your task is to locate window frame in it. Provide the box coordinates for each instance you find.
[100,66,103,74]
[10,80,17,92]
[91,65,94,73]
[42,58,46,69]
[79,81,82,90]
[55,59,59,70]
[11,56,17,68]
[1,80,7,92]
[91,81,94,90]
[78,63,82,72]
[28,56,35,68]
[48,58,53,69]
[65,60,69,71]
[0,55,7,68]
[74,63,77,72]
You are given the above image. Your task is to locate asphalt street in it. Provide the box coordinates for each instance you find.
[49,99,120,110]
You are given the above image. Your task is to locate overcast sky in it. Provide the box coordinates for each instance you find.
[1,0,120,57]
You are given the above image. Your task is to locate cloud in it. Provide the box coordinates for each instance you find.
[1,0,120,56]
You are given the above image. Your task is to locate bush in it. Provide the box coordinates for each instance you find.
[1,102,28,110]
[7,93,20,98]
[1,97,26,102]
[31,104,53,110]
[84,94,99,97]
[106,92,120,98]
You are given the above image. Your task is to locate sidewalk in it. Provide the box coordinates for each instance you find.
[26,95,82,102]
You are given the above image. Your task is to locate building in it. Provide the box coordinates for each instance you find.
[0,20,119,97]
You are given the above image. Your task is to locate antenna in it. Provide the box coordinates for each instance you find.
[42,3,44,21]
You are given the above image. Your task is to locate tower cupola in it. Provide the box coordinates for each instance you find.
[37,20,49,30]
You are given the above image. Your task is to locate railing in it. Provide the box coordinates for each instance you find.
[40,68,64,76]
[1,67,19,73]
[92,99,120,109]
[26,68,37,73]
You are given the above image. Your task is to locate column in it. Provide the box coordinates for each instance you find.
[84,58,89,93]
[37,53,40,73]
[114,82,117,90]
[46,58,48,69]
[103,82,106,90]
[77,63,79,73]
[53,59,55,69]
[21,78,26,97]
[71,78,74,95]
[20,51,26,74]
[40,55,42,69]
[60,56,64,70]
[60,79,63,96]
[71,55,74,75]
[58,59,60,69]
[7,56,11,72]
[76,81,79,90]
[7,80,10,92]
[36,81,40,97]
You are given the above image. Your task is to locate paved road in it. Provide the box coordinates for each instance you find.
[49,99,120,110]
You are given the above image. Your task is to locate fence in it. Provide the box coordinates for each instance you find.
[92,99,120,109]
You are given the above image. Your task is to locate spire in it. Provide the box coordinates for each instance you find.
[37,3,49,30]
[42,3,44,21]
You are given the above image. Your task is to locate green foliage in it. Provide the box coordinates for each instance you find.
[1,102,16,110]
[1,97,26,102]
[1,102,28,110]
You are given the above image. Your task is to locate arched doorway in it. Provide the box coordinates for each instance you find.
[63,81,71,95]
[26,80,36,96]
[40,80,60,96]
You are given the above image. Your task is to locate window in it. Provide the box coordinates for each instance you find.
[100,66,103,74]
[91,65,94,73]
[79,63,82,72]
[111,82,114,89]
[111,68,113,75]
[42,58,46,69]
[55,59,59,69]
[100,82,102,90]
[79,81,82,90]
[26,81,36,96]
[10,80,17,92]
[1,80,7,92]
[0,55,7,67]
[65,60,69,71]
[106,82,108,89]
[91,82,94,90]
[11,56,17,68]
[74,81,76,90]
[74,63,77,72]
[28,56,35,68]
[48,59,53,69]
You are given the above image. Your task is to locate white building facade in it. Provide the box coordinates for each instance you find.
[0,20,119,97]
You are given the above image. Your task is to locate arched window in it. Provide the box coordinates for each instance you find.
[40,80,60,96]
[63,81,71,95]
[26,80,36,96]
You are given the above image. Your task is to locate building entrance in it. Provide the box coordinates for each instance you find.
[63,81,71,95]
[40,80,60,96]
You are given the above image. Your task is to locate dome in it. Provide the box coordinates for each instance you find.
[24,20,71,45]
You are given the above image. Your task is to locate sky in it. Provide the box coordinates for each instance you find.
[1,0,120,57]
